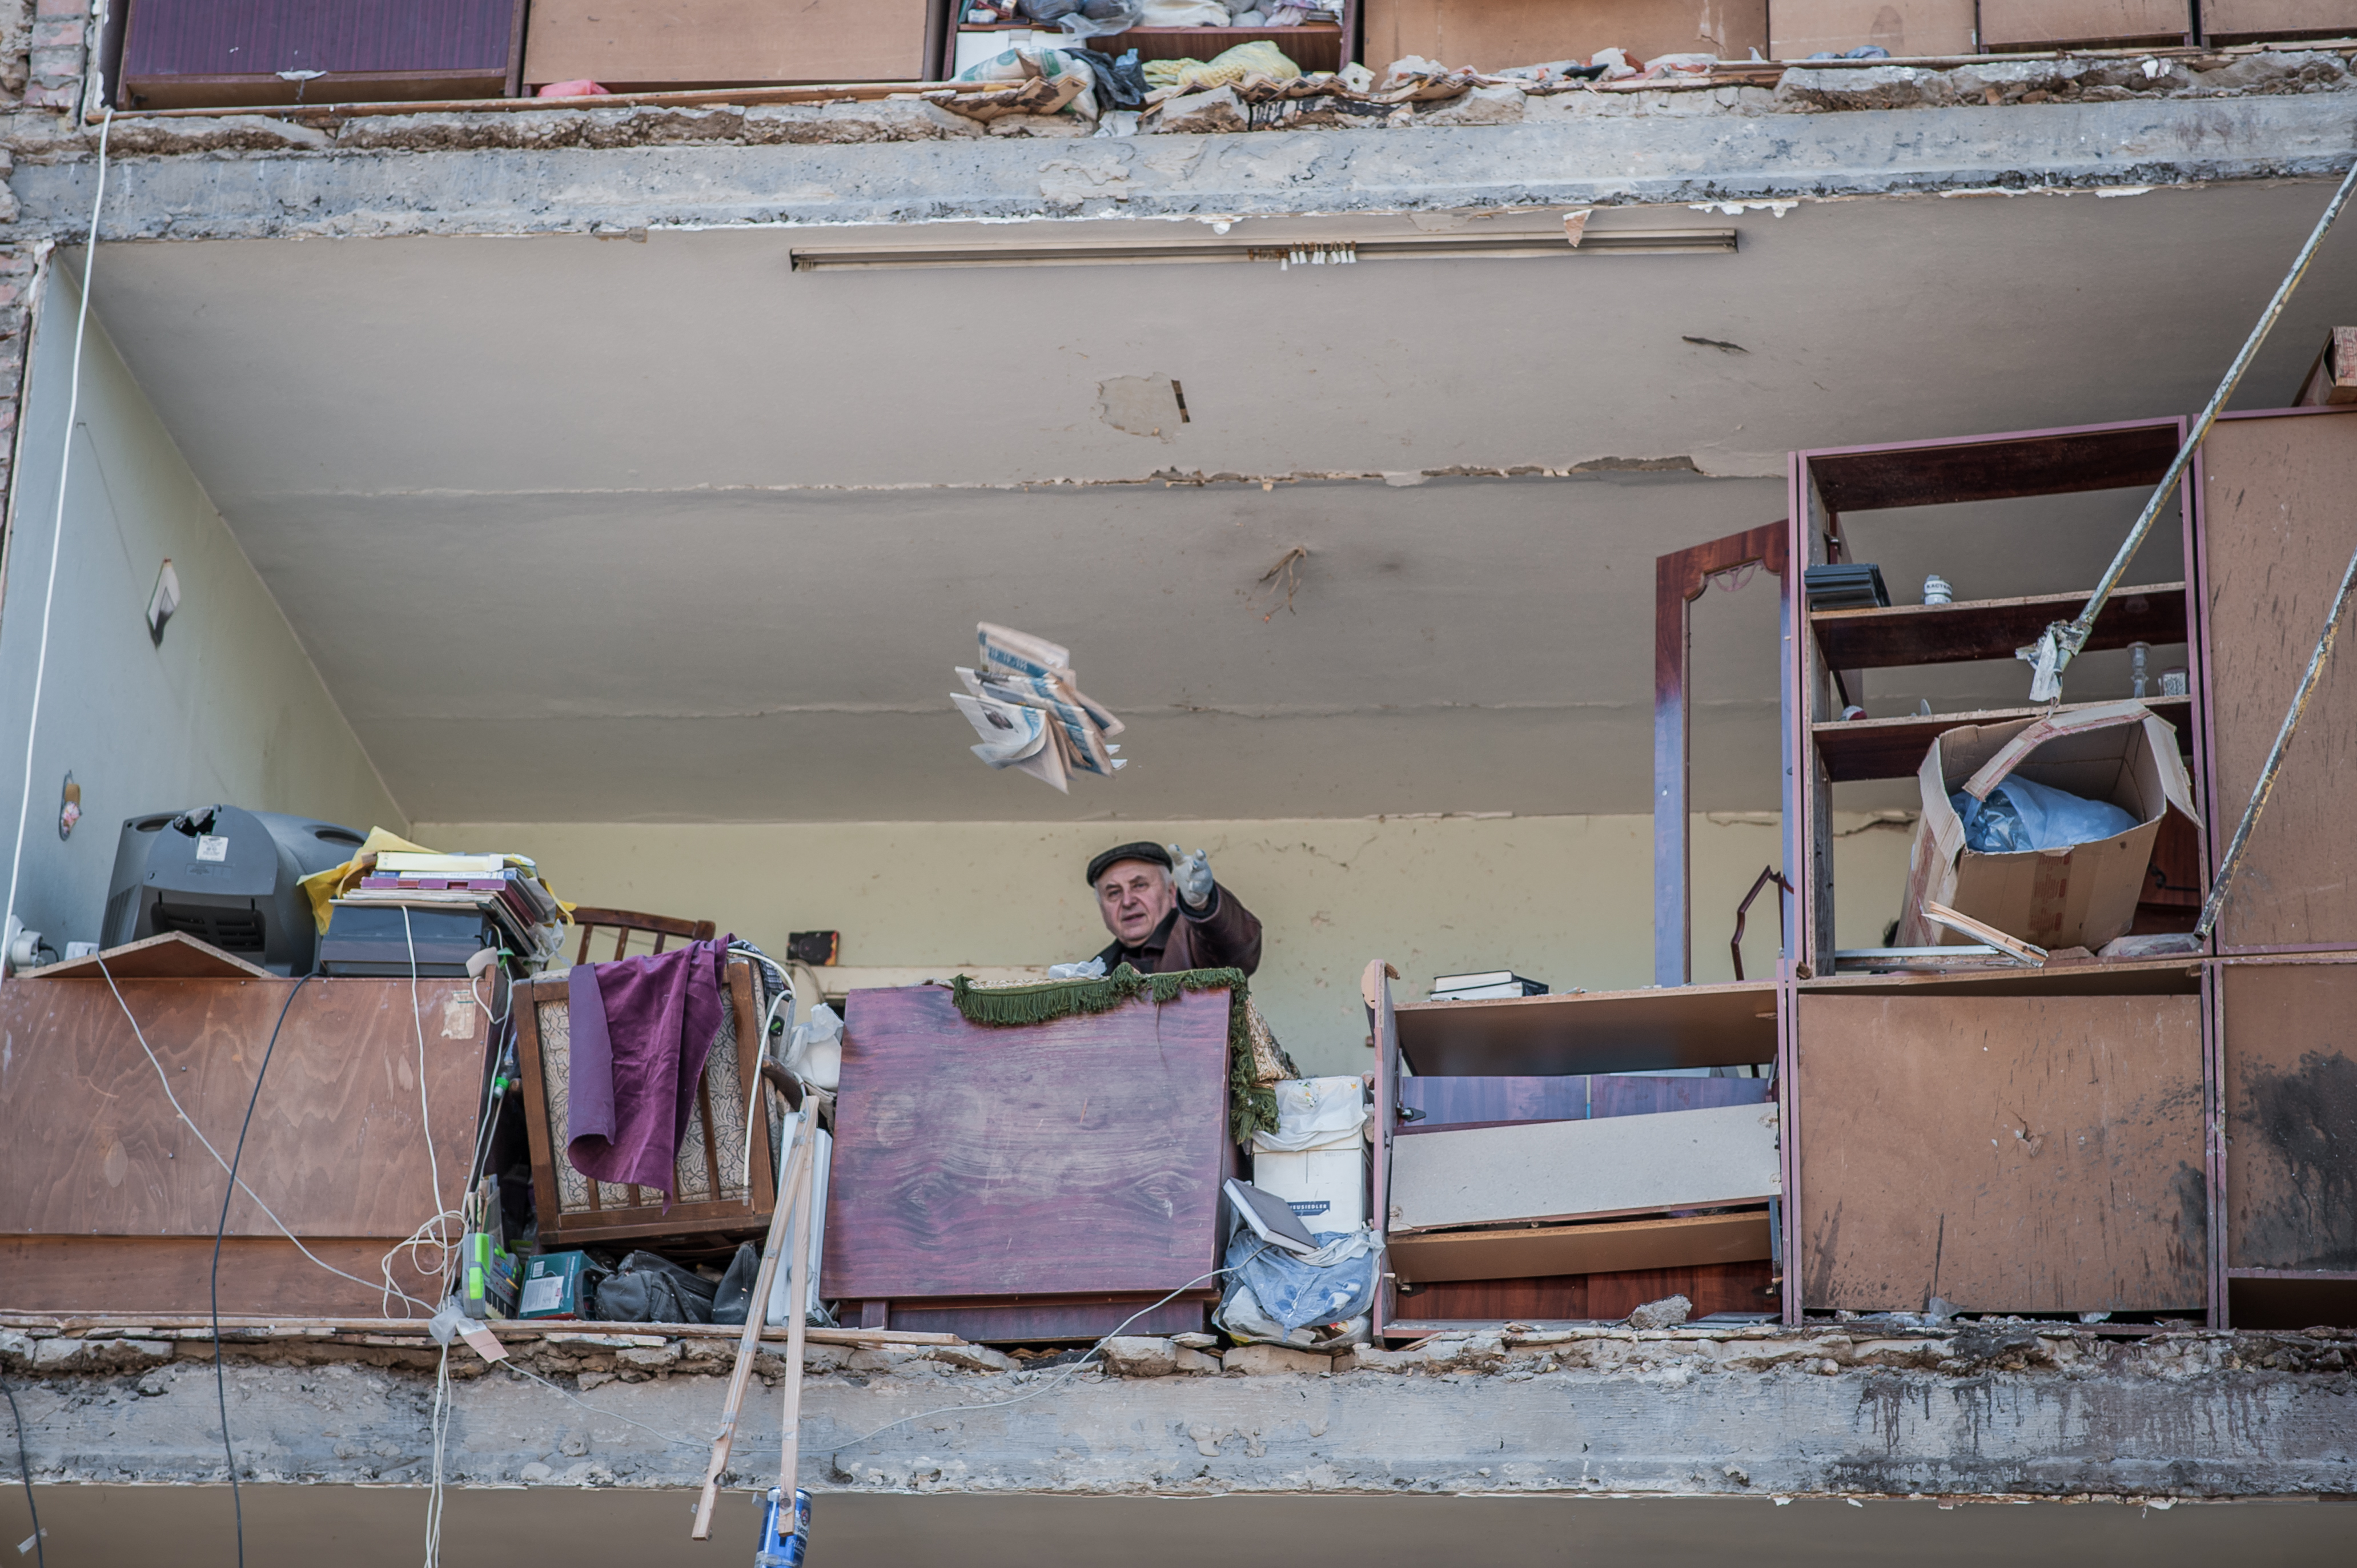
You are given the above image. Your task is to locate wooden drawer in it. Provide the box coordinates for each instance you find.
[1387,1100,1781,1231]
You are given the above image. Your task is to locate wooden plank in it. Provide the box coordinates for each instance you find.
[522,0,930,89]
[1394,980,1777,1077]
[1388,1103,1780,1231]
[2202,1,2357,43]
[1802,424,2179,514]
[1388,1211,1772,1284]
[26,931,270,980]
[1768,0,1974,57]
[1393,1259,1774,1327]
[1814,695,2193,783]
[821,984,1230,1300]
[1794,992,2206,1313]
[2199,409,2357,949]
[1810,582,2186,672]
[1980,0,2193,47]
[2221,963,2357,1272]
[0,977,482,1239]
[0,1236,444,1318]
[1804,957,2201,996]
[877,1296,1208,1344]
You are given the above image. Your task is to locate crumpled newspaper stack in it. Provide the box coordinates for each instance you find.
[949,623,1126,793]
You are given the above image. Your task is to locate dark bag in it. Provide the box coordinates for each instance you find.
[710,1242,761,1326]
[592,1250,720,1325]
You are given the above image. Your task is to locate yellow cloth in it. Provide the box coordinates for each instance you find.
[298,827,573,935]
[1144,41,1302,94]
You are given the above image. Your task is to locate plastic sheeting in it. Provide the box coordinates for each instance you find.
[1952,776,2138,855]
[1216,1224,1381,1337]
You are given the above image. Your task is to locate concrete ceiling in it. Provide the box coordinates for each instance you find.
[72,177,2357,822]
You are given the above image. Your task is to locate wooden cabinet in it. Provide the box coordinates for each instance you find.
[1793,983,2206,1314]
[0,975,487,1315]
[118,0,525,110]
[2201,0,2357,42]
[823,983,1235,1342]
[1768,0,1974,58]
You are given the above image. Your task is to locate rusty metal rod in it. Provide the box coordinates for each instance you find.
[2029,152,2357,702]
[2196,536,2357,939]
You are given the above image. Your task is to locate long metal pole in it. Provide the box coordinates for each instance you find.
[2195,537,2357,939]
[2027,154,2357,702]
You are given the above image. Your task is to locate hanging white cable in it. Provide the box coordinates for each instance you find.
[0,109,113,989]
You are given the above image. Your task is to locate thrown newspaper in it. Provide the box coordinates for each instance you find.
[950,623,1125,790]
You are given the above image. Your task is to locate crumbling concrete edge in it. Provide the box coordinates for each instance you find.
[2,91,2352,242]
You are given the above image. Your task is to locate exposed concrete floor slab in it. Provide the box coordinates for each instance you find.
[3,1485,2353,1567]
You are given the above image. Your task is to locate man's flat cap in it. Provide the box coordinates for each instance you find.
[1087,841,1172,887]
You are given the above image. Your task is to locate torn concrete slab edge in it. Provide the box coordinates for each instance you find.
[1,82,2355,242]
[4,1325,2350,1496]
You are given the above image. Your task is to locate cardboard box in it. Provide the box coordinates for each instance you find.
[1768,0,1975,58]
[2200,0,2357,42]
[1896,702,2198,954]
[1252,1141,1367,1232]
[1978,0,2191,50]
[1363,0,1766,74]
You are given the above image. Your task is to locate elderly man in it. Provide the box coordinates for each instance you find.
[1088,841,1262,977]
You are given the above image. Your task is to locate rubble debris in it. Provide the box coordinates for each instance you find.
[1627,1294,1693,1330]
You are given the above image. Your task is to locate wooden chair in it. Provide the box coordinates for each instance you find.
[569,906,717,966]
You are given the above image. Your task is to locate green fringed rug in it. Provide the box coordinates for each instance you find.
[948,964,1283,1146]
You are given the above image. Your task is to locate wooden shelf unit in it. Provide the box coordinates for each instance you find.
[1368,965,1781,1341]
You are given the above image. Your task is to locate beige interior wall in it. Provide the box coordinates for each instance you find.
[415,813,1915,1076]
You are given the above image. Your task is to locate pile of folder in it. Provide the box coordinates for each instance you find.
[949,622,1126,793]
[335,851,567,968]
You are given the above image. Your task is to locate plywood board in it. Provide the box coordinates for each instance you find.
[2221,963,2357,1272]
[2191,0,2354,36]
[0,1236,445,1318]
[0,977,484,1239]
[1362,0,1765,74]
[823,984,1230,1299]
[2201,411,2357,948]
[523,0,930,88]
[1388,1210,1771,1282]
[1768,0,1974,58]
[1978,0,2191,46]
[1388,1101,1780,1231]
[1795,992,2205,1313]
[26,931,269,980]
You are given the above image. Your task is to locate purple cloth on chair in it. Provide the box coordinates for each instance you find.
[564,936,731,1201]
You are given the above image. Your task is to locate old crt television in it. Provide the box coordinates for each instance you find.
[101,806,365,975]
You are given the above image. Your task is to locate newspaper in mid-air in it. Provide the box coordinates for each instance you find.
[950,623,1126,792]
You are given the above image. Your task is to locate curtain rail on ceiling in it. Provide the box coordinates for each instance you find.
[786,228,1738,270]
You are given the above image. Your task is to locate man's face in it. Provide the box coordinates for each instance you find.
[1095,859,1177,946]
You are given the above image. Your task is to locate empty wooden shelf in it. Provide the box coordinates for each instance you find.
[1393,980,1778,1077]
[1388,1102,1781,1231]
[1810,582,2187,671]
[1812,695,2193,783]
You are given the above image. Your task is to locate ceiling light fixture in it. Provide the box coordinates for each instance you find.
[788,227,1737,271]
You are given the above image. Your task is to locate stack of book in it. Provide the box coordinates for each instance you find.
[1428,970,1549,1002]
[339,851,567,969]
[1801,562,1890,611]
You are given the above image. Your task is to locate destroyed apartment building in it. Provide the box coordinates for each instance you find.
[5,0,2357,1562]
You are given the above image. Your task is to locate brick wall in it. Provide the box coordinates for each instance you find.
[0,246,34,512]
[23,0,79,108]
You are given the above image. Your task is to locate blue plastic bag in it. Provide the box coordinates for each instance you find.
[1952,775,2137,855]
[1218,1225,1380,1334]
